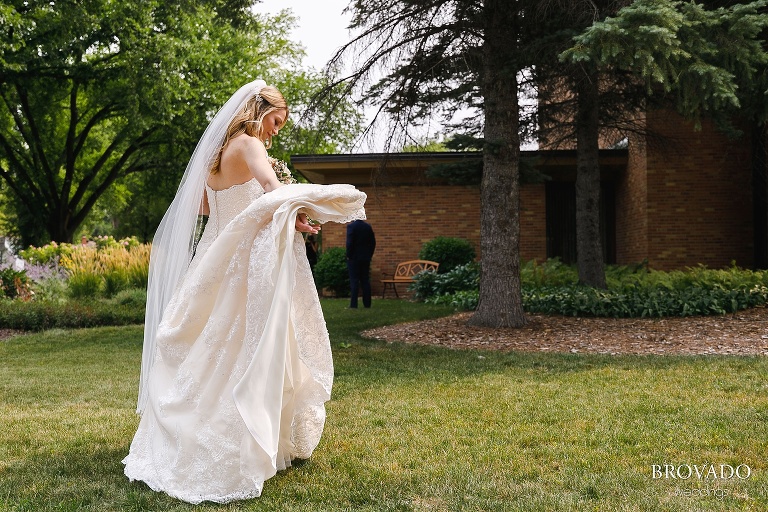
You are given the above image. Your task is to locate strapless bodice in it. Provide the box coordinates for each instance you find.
[204,179,265,238]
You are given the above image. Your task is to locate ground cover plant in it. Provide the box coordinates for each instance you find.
[414,259,768,317]
[1,299,767,511]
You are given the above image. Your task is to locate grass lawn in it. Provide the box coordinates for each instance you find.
[1,299,768,511]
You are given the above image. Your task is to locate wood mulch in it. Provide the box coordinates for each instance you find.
[361,306,768,356]
[0,328,26,341]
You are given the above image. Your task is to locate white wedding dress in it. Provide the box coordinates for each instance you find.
[123,180,366,504]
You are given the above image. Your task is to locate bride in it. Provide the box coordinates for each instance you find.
[122,79,366,504]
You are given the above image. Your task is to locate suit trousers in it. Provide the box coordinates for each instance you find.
[347,259,371,308]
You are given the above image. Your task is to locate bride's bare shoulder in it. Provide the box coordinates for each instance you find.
[228,134,266,153]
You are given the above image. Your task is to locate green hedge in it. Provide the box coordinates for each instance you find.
[0,295,146,331]
[522,283,768,317]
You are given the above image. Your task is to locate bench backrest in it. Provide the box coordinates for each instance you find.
[392,260,439,281]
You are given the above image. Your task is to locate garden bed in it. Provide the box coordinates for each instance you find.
[362,305,768,356]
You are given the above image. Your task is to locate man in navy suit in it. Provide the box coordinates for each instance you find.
[346,219,376,308]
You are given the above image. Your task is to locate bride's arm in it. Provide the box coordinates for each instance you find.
[241,136,319,234]
[240,137,283,192]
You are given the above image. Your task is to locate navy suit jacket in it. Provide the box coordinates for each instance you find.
[346,220,376,262]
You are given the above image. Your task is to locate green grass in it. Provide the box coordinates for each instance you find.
[2,299,768,511]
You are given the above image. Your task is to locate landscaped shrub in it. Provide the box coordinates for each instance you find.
[522,281,768,317]
[68,273,103,298]
[430,289,480,310]
[418,237,476,274]
[112,288,147,308]
[521,258,578,288]
[92,235,141,251]
[314,247,349,297]
[104,269,130,297]
[101,247,131,296]
[29,275,69,302]
[19,241,73,266]
[125,244,151,288]
[36,240,151,299]
[0,236,150,328]
[61,247,104,298]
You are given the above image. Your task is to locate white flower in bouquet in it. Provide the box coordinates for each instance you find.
[268,157,297,184]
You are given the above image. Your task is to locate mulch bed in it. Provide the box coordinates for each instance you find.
[362,306,768,356]
[0,328,26,341]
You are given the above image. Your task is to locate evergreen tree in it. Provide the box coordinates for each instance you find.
[527,1,639,289]
[325,0,527,327]
[563,0,768,129]
[562,0,768,269]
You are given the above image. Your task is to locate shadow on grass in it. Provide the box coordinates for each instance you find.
[334,330,768,384]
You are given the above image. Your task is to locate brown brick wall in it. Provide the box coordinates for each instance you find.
[616,129,649,265]
[641,109,753,269]
[318,181,552,295]
[319,184,482,296]
[309,111,757,286]
[520,183,547,261]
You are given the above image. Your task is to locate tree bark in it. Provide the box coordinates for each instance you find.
[469,0,526,328]
[575,68,607,288]
[49,212,75,244]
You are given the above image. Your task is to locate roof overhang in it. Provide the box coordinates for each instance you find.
[290,149,628,185]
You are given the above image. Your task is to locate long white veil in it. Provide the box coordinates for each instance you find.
[137,79,267,413]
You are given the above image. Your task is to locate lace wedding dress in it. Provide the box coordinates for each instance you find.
[123,179,366,504]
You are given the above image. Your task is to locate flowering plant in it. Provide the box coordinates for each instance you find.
[268,157,297,184]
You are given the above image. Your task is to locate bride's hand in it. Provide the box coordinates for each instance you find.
[296,212,319,234]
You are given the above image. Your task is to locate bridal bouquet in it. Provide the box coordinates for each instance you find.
[268,157,297,185]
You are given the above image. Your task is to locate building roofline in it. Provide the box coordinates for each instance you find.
[290,148,627,164]
[289,149,628,185]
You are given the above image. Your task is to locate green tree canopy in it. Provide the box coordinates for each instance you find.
[562,0,768,129]
[0,1,361,246]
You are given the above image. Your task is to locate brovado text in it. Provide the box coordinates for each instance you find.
[652,464,751,480]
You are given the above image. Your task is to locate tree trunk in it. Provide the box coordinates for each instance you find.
[49,212,77,244]
[575,69,607,288]
[469,0,526,328]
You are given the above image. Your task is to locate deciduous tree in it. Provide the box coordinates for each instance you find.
[0,1,360,246]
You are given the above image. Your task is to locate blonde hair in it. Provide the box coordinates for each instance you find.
[209,85,288,175]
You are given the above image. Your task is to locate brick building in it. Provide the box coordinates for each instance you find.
[292,110,767,295]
